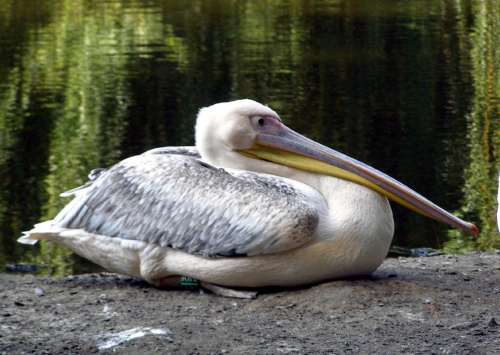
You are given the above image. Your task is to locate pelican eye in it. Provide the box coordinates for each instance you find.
[257,118,265,126]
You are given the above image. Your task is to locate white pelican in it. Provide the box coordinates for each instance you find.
[19,99,478,297]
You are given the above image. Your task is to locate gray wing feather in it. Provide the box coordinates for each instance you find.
[54,149,319,257]
[144,146,201,158]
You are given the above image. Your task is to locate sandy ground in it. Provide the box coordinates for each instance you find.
[1,252,500,354]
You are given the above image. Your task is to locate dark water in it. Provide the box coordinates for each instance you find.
[1,0,499,276]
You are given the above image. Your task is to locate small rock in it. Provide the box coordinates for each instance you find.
[486,317,498,327]
[99,293,113,301]
[449,321,479,330]
[424,298,437,305]
[33,287,45,297]
[329,314,343,319]
[103,304,111,313]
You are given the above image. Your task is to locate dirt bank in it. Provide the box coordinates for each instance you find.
[1,252,500,354]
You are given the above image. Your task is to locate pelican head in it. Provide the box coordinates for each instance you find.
[195,99,477,236]
[195,99,281,166]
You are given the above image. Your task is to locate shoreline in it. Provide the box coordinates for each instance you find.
[1,252,499,354]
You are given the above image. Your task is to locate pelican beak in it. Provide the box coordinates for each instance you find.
[238,124,478,236]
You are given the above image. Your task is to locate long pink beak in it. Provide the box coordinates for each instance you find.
[241,122,478,236]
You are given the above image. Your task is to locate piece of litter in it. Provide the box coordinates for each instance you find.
[92,327,173,350]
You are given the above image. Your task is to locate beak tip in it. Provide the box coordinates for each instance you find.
[465,223,479,237]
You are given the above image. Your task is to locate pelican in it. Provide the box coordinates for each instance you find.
[19,99,478,297]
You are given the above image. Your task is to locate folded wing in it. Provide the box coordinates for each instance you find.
[49,147,320,257]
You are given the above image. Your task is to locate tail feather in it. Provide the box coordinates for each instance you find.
[18,220,65,245]
[17,233,40,245]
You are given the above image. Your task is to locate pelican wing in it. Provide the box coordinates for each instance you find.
[53,148,319,257]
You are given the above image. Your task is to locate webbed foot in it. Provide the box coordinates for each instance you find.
[200,282,258,299]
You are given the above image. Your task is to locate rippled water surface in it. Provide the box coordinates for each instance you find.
[1,0,499,275]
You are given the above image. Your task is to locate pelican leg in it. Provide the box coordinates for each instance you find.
[200,282,258,299]
[150,276,190,289]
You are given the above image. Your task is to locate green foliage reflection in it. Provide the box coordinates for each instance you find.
[1,0,500,277]
[445,0,500,252]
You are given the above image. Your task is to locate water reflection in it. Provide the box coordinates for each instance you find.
[446,0,500,252]
[1,0,499,276]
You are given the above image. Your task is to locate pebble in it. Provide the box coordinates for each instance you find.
[486,317,498,327]
[424,298,437,305]
[33,287,45,297]
[449,321,479,330]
